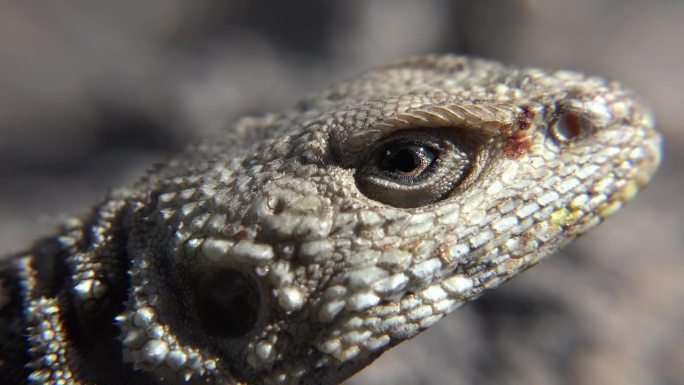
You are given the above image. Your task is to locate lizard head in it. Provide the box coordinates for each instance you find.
[117,55,661,384]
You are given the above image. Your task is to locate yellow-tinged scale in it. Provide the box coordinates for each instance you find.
[549,208,570,230]
[598,200,624,218]
[617,180,640,202]
[565,209,585,225]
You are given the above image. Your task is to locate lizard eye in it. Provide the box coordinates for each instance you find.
[355,131,473,208]
[193,268,260,338]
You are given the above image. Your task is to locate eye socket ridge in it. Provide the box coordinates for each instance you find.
[354,129,475,208]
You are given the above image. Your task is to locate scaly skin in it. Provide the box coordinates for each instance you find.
[0,55,661,385]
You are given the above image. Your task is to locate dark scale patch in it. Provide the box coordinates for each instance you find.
[27,237,72,299]
[0,262,31,384]
[516,105,535,130]
[503,132,532,158]
[58,230,145,384]
[66,202,133,327]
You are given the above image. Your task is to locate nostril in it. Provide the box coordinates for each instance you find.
[551,112,584,142]
[194,268,260,338]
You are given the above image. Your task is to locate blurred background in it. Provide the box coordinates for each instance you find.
[0,1,681,384]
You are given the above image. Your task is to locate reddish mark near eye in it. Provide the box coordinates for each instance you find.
[504,106,535,158]
[516,106,535,130]
[503,132,532,158]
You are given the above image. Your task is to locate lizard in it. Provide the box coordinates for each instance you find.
[0,54,661,385]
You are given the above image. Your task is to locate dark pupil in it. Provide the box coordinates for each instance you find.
[386,146,434,174]
[392,148,421,172]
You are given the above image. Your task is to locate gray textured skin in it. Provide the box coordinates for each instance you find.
[0,55,661,385]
